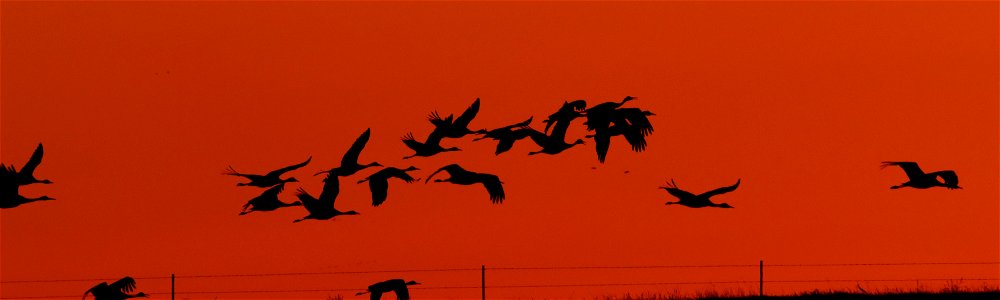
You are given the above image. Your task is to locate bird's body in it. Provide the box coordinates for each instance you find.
[82,277,147,300]
[583,97,654,163]
[524,101,587,155]
[358,166,419,207]
[224,157,311,187]
[660,179,739,208]
[474,117,534,155]
[426,164,505,204]
[239,183,301,215]
[401,130,460,159]
[316,128,381,177]
[11,143,53,185]
[0,164,55,209]
[429,98,481,138]
[294,171,359,222]
[356,279,420,300]
[881,161,961,189]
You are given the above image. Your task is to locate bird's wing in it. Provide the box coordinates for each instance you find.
[401,133,423,150]
[341,128,372,166]
[389,169,416,183]
[881,161,925,180]
[424,165,456,183]
[266,156,312,177]
[109,277,137,293]
[295,187,319,212]
[368,178,389,206]
[479,174,505,204]
[620,125,648,152]
[82,283,108,300]
[20,143,44,177]
[519,128,549,147]
[425,127,446,146]
[454,98,481,128]
[661,186,696,199]
[0,164,18,198]
[617,108,654,136]
[930,170,959,187]
[319,172,341,207]
[593,131,611,163]
[261,183,285,199]
[393,285,411,300]
[701,179,741,198]
[370,291,383,300]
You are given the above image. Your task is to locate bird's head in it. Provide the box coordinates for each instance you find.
[406,281,421,285]
[716,203,734,209]
[135,292,148,298]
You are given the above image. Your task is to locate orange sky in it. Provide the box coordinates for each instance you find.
[1,1,998,299]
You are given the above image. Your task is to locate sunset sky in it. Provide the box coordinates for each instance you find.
[1,2,997,299]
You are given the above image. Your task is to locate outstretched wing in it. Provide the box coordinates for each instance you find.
[881,161,925,180]
[389,169,416,183]
[342,128,372,166]
[425,164,457,183]
[700,179,741,198]
[393,285,411,300]
[454,98,481,128]
[616,108,654,136]
[479,174,505,204]
[929,170,959,187]
[109,276,137,293]
[0,164,18,197]
[368,178,389,206]
[20,143,45,177]
[592,131,611,163]
[266,156,312,177]
[319,172,341,207]
[401,133,423,151]
[661,185,696,200]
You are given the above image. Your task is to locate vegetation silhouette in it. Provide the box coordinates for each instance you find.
[315,128,382,177]
[293,171,360,222]
[473,116,534,155]
[881,161,961,190]
[9,143,54,185]
[357,166,419,207]
[660,179,740,208]
[401,130,460,159]
[429,98,481,139]
[425,164,505,204]
[239,183,302,215]
[1,164,55,209]
[82,277,147,300]
[356,279,420,300]
[224,156,311,187]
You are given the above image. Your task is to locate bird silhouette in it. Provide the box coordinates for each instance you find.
[82,277,147,300]
[881,161,961,190]
[522,101,587,155]
[473,116,534,155]
[429,98,481,139]
[10,143,54,185]
[425,164,505,204]
[239,183,302,215]
[401,130,460,159]
[356,279,420,300]
[224,156,311,187]
[315,128,382,177]
[660,179,739,208]
[293,171,360,222]
[543,100,586,134]
[1,164,55,209]
[583,97,654,163]
[357,166,419,207]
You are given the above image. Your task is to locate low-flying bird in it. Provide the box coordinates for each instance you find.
[356,279,420,300]
[315,128,382,177]
[239,183,301,215]
[223,156,311,187]
[401,130,460,159]
[543,100,587,134]
[293,171,360,222]
[881,161,961,190]
[0,164,55,209]
[357,166,419,206]
[82,276,147,300]
[473,117,534,155]
[9,143,53,185]
[429,98,482,139]
[660,179,739,208]
[583,97,654,163]
[425,164,505,204]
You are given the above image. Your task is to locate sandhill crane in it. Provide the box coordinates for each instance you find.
[401,130,460,159]
[473,117,534,155]
[425,164,505,204]
[429,98,481,139]
[82,277,147,300]
[315,128,382,177]
[10,143,53,185]
[224,157,311,187]
[660,179,739,208]
[293,171,359,222]
[356,279,420,300]
[543,100,586,134]
[881,161,961,189]
[239,183,302,215]
[583,97,653,163]
[1,164,54,209]
[357,166,419,207]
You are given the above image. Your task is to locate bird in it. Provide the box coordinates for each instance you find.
[425,164,505,204]
[660,179,739,208]
[293,171,360,222]
[429,98,481,139]
[522,101,588,155]
[82,277,147,300]
[315,128,382,177]
[10,143,54,185]
[0,164,55,209]
[583,97,654,163]
[223,156,311,188]
[238,183,302,215]
[357,166,419,207]
[356,279,420,300]
[473,116,534,155]
[543,100,587,134]
[881,161,961,189]
[401,130,460,159]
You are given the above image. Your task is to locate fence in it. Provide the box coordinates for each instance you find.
[1,261,997,299]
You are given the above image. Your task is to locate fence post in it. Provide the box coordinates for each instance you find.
[481,265,486,300]
[171,273,175,300]
[759,260,763,298]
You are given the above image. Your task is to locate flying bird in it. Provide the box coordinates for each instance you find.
[401,130,460,159]
[293,171,360,222]
[10,143,54,185]
[583,96,654,163]
[82,277,147,300]
[0,164,55,209]
[660,179,739,208]
[315,128,382,177]
[356,279,420,300]
[543,100,587,134]
[223,156,311,188]
[429,98,481,139]
[239,183,302,215]
[425,164,505,204]
[473,116,534,155]
[881,161,961,190]
[357,166,419,207]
